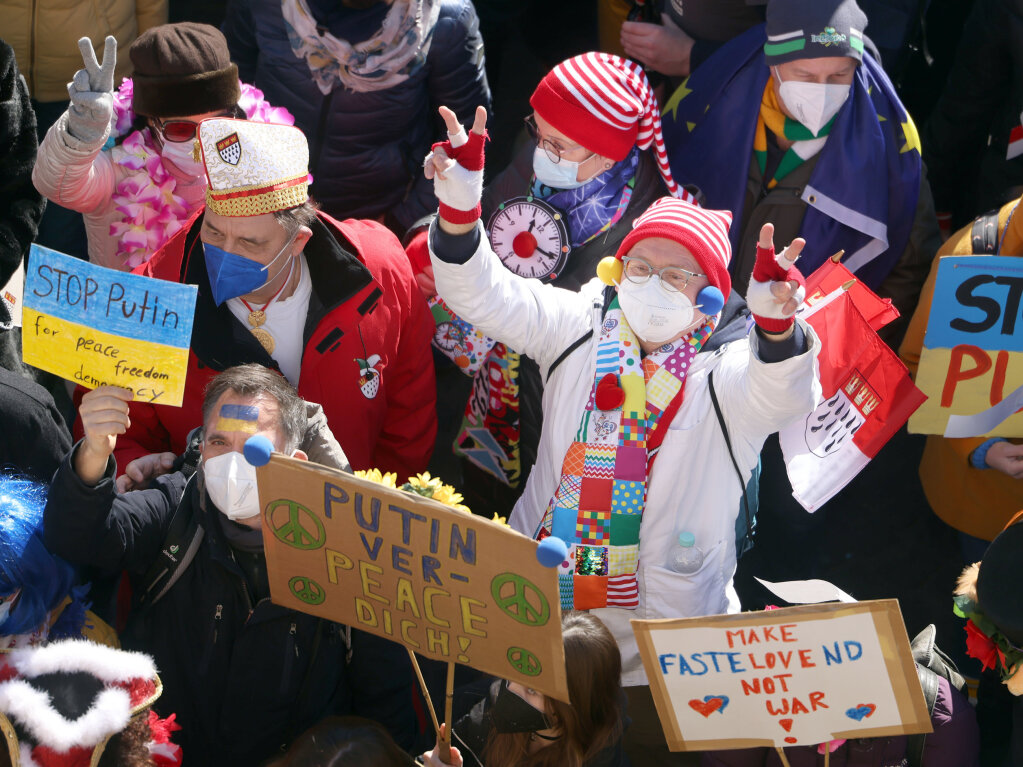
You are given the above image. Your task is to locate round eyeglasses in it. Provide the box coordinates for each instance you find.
[622,255,706,293]
[524,115,594,165]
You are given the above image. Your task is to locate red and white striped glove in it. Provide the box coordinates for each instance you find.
[424,105,488,226]
[746,224,807,334]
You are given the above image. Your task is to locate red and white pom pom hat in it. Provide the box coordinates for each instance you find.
[0,639,182,767]
[529,51,695,203]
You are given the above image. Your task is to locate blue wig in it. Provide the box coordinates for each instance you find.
[0,477,77,636]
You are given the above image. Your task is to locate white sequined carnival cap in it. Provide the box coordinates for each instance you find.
[198,117,309,217]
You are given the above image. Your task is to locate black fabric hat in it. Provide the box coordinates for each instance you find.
[976,518,1023,645]
[129,22,240,118]
[764,0,868,67]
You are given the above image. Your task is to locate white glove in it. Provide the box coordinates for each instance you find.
[66,36,116,145]
[423,105,488,225]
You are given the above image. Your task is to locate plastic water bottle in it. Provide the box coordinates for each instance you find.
[668,532,704,574]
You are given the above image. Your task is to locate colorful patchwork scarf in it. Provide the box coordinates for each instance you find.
[530,145,640,249]
[537,298,716,611]
[281,0,440,95]
[753,81,834,190]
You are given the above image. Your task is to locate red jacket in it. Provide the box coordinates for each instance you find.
[82,209,437,478]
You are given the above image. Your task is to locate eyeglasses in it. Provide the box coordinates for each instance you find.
[154,119,203,143]
[524,115,593,165]
[622,255,705,293]
[154,111,234,143]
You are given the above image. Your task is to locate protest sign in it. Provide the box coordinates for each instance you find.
[633,600,930,751]
[256,455,570,702]
[910,255,1023,437]
[22,244,196,406]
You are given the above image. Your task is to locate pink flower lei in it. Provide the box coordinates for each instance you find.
[106,78,295,269]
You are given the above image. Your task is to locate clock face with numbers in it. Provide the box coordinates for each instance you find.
[487,196,571,281]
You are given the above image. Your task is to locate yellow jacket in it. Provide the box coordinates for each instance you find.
[2,0,167,102]
[899,199,1023,541]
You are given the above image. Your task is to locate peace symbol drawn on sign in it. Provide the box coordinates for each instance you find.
[267,499,326,550]
[507,646,542,676]
[289,575,326,605]
[490,573,550,627]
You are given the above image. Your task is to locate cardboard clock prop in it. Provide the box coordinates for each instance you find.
[487,196,570,281]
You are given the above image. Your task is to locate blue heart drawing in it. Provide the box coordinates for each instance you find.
[844,703,876,721]
[704,694,729,713]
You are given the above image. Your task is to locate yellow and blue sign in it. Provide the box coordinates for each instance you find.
[23,244,197,406]
[910,256,1023,437]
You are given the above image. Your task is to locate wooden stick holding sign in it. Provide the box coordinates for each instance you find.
[632,600,931,752]
[22,244,197,406]
[246,445,571,739]
[775,747,792,767]
[407,648,441,736]
[435,662,456,764]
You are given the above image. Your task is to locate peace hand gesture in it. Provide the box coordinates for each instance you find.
[66,36,117,144]
[747,222,807,337]
[424,105,488,234]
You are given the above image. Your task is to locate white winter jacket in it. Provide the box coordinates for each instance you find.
[432,224,822,686]
[32,112,206,270]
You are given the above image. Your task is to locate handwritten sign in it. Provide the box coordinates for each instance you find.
[256,455,570,702]
[910,256,1023,437]
[632,600,930,751]
[22,245,197,406]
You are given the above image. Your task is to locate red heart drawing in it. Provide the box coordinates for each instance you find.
[688,698,723,717]
[778,719,793,732]
[856,703,876,718]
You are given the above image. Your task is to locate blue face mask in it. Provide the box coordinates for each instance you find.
[203,235,295,306]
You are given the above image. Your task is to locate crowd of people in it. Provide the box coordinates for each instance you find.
[0,0,1020,764]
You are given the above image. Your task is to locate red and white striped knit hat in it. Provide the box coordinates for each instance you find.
[611,197,734,299]
[529,52,690,200]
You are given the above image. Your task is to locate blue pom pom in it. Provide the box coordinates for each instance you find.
[243,435,274,467]
[536,536,569,569]
[697,286,725,316]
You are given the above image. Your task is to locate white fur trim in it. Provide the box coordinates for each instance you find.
[9,640,156,683]
[0,681,130,751]
[746,279,805,319]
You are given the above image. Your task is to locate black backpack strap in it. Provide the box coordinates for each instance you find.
[971,210,1001,254]
[546,330,593,383]
[708,371,753,551]
[137,473,205,609]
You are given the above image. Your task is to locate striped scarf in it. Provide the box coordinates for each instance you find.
[753,81,834,190]
[536,299,716,611]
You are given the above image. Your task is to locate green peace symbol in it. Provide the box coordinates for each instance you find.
[507,646,542,676]
[490,573,550,627]
[289,575,326,605]
[267,499,326,550]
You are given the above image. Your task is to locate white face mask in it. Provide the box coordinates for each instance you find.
[532,147,595,190]
[774,68,851,137]
[617,277,701,344]
[203,451,262,521]
[160,138,205,177]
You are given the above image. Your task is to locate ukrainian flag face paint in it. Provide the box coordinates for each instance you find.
[215,403,259,435]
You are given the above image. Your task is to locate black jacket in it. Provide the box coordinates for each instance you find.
[222,0,491,230]
[923,0,1023,226]
[0,363,71,481]
[44,448,418,766]
[0,38,45,286]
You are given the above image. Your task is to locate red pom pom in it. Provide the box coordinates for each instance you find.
[595,373,625,411]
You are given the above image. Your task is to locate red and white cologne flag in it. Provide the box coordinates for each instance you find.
[779,266,926,511]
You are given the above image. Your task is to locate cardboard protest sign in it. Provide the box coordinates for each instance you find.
[256,455,570,702]
[633,600,930,751]
[910,255,1023,437]
[22,245,196,406]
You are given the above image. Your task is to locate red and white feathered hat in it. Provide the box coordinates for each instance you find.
[0,640,182,767]
[529,52,691,200]
[598,197,734,299]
